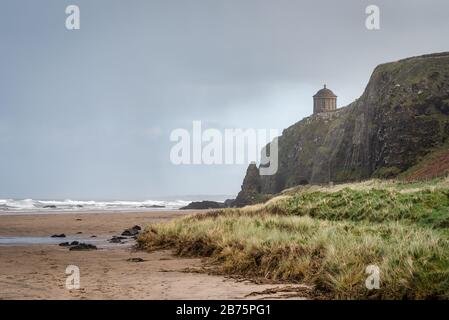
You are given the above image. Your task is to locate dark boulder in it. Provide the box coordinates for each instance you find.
[108,236,127,243]
[69,243,97,251]
[51,234,66,238]
[127,258,145,263]
[121,225,141,236]
[122,229,138,236]
[180,201,225,210]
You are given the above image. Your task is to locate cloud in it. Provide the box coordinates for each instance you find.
[1,0,449,198]
[143,126,163,139]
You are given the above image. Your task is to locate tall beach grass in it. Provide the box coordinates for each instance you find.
[138,179,449,299]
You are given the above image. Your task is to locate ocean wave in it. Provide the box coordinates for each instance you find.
[0,198,191,213]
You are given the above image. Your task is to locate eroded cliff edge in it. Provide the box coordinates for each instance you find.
[234,52,449,206]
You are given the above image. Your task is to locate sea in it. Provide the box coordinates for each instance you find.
[0,195,232,215]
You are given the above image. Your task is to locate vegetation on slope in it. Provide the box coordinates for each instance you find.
[260,188,449,229]
[138,178,449,299]
[399,141,449,181]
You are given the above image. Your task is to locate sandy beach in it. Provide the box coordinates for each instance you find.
[0,211,294,300]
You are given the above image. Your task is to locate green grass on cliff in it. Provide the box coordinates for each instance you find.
[256,188,449,230]
[138,178,449,299]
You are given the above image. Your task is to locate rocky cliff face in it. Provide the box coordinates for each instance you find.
[235,52,449,205]
[233,163,263,207]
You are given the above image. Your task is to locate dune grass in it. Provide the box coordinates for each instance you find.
[253,188,449,229]
[214,178,449,230]
[138,179,449,299]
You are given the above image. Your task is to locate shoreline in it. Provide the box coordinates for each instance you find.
[0,210,190,237]
[0,210,295,300]
[0,208,185,216]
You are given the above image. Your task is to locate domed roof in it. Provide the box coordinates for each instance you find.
[313,85,337,98]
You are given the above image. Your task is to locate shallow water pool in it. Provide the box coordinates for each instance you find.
[0,236,103,246]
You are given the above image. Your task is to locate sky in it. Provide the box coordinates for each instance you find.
[1,0,449,200]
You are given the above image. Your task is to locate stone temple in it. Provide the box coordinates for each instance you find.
[313,84,337,114]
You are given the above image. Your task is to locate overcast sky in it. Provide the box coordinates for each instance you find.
[1,0,448,200]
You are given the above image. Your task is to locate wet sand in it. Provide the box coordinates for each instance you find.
[0,211,300,300]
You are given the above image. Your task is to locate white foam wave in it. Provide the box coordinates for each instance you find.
[0,198,192,213]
